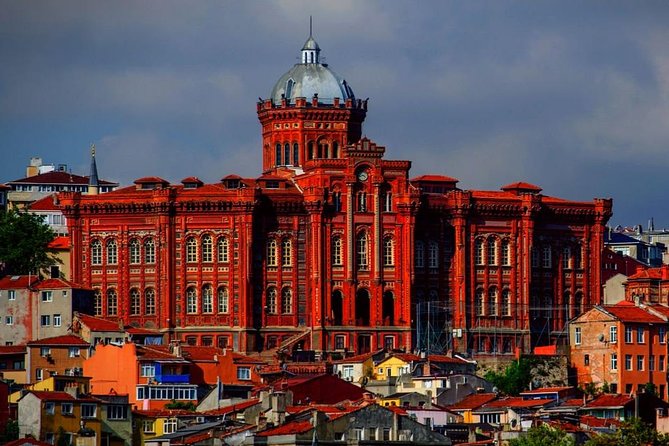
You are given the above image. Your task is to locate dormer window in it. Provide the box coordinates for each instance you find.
[265,181,279,189]
[285,79,294,99]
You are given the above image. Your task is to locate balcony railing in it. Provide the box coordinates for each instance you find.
[154,373,190,384]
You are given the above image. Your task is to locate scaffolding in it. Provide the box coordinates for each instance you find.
[415,300,452,354]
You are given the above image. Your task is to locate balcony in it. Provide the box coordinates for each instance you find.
[154,373,190,384]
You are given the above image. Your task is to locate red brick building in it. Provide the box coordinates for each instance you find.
[59,35,611,358]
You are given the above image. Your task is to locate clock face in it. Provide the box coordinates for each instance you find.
[357,170,368,182]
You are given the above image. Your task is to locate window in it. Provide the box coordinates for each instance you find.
[281,288,293,314]
[36,368,44,381]
[143,420,155,433]
[91,240,102,265]
[584,354,590,366]
[475,239,484,265]
[81,404,96,419]
[660,355,666,372]
[610,326,617,343]
[332,236,343,266]
[144,238,155,264]
[41,315,51,326]
[218,287,229,313]
[383,238,394,267]
[574,246,583,268]
[574,327,581,345]
[531,247,539,268]
[41,347,51,357]
[68,347,80,358]
[650,355,655,371]
[61,403,73,415]
[8,290,15,300]
[562,247,571,269]
[237,366,251,381]
[106,239,118,264]
[275,143,282,165]
[625,355,632,370]
[502,289,511,316]
[202,285,213,313]
[186,288,197,314]
[542,246,551,268]
[384,336,395,350]
[107,289,118,316]
[415,240,425,268]
[357,191,367,212]
[51,314,61,328]
[129,239,140,264]
[45,402,55,415]
[356,232,368,269]
[201,234,213,263]
[130,289,140,315]
[488,287,498,316]
[107,405,128,420]
[218,237,229,263]
[335,335,346,350]
[281,239,292,266]
[267,239,277,267]
[141,364,155,377]
[41,291,53,302]
[266,288,277,314]
[428,241,439,268]
[144,288,156,315]
[611,353,617,371]
[637,355,644,371]
[94,290,102,316]
[5,316,13,325]
[293,142,299,164]
[501,240,510,266]
[660,327,666,344]
[383,191,392,212]
[637,327,645,344]
[164,419,177,434]
[625,326,633,343]
[475,289,484,316]
[487,238,497,265]
[186,237,198,263]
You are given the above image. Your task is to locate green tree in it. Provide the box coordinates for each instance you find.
[0,419,19,442]
[164,400,196,411]
[484,357,534,395]
[585,418,669,446]
[0,209,56,275]
[644,382,658,397]
[509,424,575,446]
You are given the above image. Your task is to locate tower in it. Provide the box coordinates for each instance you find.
[87,144,99,196]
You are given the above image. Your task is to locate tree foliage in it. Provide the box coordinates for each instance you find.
[0,209,56,275]
[484,357,534,395]
[509,424,575,446]
[164,400,196,411]
[585,418,669,446]
[0,419,19,442]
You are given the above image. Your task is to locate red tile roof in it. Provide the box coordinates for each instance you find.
[627,267,662,280]
[4,438,53,446]
[76,313,123,331]
[34,278,82,290]
[48,236,70,249]
[333,351,376,364]
[255,420,313,437]
[583,394,633,409]
[29,391,76,401]
[0,345,26,355]
[520,386,572,395]
[412,175,460,183]
[9,171,116,186]
[427,354,468,364]
[501,182,542,193]
[134,176,170,184]
[0,275,39,289]
[27,334,89,347]
[478,397,553,410]
[603,301,665,323]
[180,177,203,184]
[28,194,61,211]
[448,393,498,411]
[133,408,199,418]
[580,414,622,428]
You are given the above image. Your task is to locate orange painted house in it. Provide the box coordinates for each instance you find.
[27,334,90,384]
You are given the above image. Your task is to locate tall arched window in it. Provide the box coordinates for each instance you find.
[293,143,299,165]
[383,237,394,267]
[144,238,155,264]
[285,79,294,99]
[475,289,485,316]
[93,289,102,316]
[266,288,277,314]
[130,289,140,315]
[332,236,342,266]
[502,289,511,316]
[575,291,584,315]
[428,240,439,268]
[201,235,213,263]
[186,237,198,263]
[488,287,498,316]
[281,238,292,266]
[562,246,572,269]
[332,141,339,158]
[501,240,510,266]
[415,240,424,268]
[218,237,229,263]
[475,239,484,265]
[275,143,282,166]
[145,288,156,315]
[281,288,293,314]
[356,232,368,269]
[284,143,290,165]
[129,239,140,264]
[91,240,102,266]
[575,245,583,269]
[186,287,198,314]
[542,245,552,268]
[202,285,213,313]
[357,191,367,212]
[107,289,118,316]
[267,239,277,267]
[217,286,229,313]
[307,141,314,160]
[487,238,497,265]
[106,239,118,265]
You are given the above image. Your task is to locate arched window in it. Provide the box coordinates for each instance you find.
[106,239,118,265]
[501,240,510,266]
[282,288,293,314]
[107,289,118,316]
[542,245,552,268]
[186,287,197,314]
[266,288,277,314]
[267,239,277,267]
[575,291,584,315]
[144,238,155,264]
[332,141,339,158]
[574,245,583,269]
[383,237,394,267]
[307,141,314,160]
[91,240,102,266]
[428,240,439,268]
[186,237,198,263]
[332,236,343,266]
[502,289,511,316]
[284,143,290,165]
[357,191,367,212]
[129,239,140,264]
[93,289,102,316]
[218,237,229,263]
[275,143,282,166]
[356,232,368,269]
[531,247,539,267]
[217,287,229,313]
[475,288,485,316]
[475,239,484,265]
[202,285,213,313]
[202,235,213,263]
[130,289,140,315]
[488,287,498,316]
[487,238,497,266]
[562,246,572,269]
[293,143,299,165]
[145,288,156,315]
[285,79,294,99]
[415,240,425,269]
[281,238,292,266]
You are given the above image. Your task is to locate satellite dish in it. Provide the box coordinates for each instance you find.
[598,334,605,342]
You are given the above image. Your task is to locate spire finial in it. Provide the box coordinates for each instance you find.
[309,15,313,37]
[91,143,96,157]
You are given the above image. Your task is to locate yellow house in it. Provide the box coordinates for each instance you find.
[132,409,200,444]
[374,353,420,380]
[446,393,497,423]
[9,375,90,403]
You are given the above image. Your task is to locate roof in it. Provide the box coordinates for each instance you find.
[28,194,61,211]
[28,391,75,401]
[377,353,421,365]
[270,58,353,105]
[500,181,542,193]
[603,301,666,323]
[133,408,200,418]
[4,438,53,446]
[76,313,123,332]
[333,351,376,364]
[520,386,573,395]
[8,170,116,186]
[27,334,89,347]
[411,174,460,184]
[0,275,39,289]
[34,277,82,290]
[134,176,170,185]
[447,393,498,411]
[48,236,70,249]
[627,267,663,280]
[201,398,260,416]
[583,394,634,409]
[255,420,313,437]
[0,345,26,355]
[427,354,469,364]
[476,397,554,411]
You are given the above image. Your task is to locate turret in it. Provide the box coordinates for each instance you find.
[87,144,99,196]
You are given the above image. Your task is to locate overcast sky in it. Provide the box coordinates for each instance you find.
[2,1,669,227]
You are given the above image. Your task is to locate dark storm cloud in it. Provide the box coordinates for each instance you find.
[2,1,669,226]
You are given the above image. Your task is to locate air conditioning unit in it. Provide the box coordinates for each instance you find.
[196,416,205,424]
